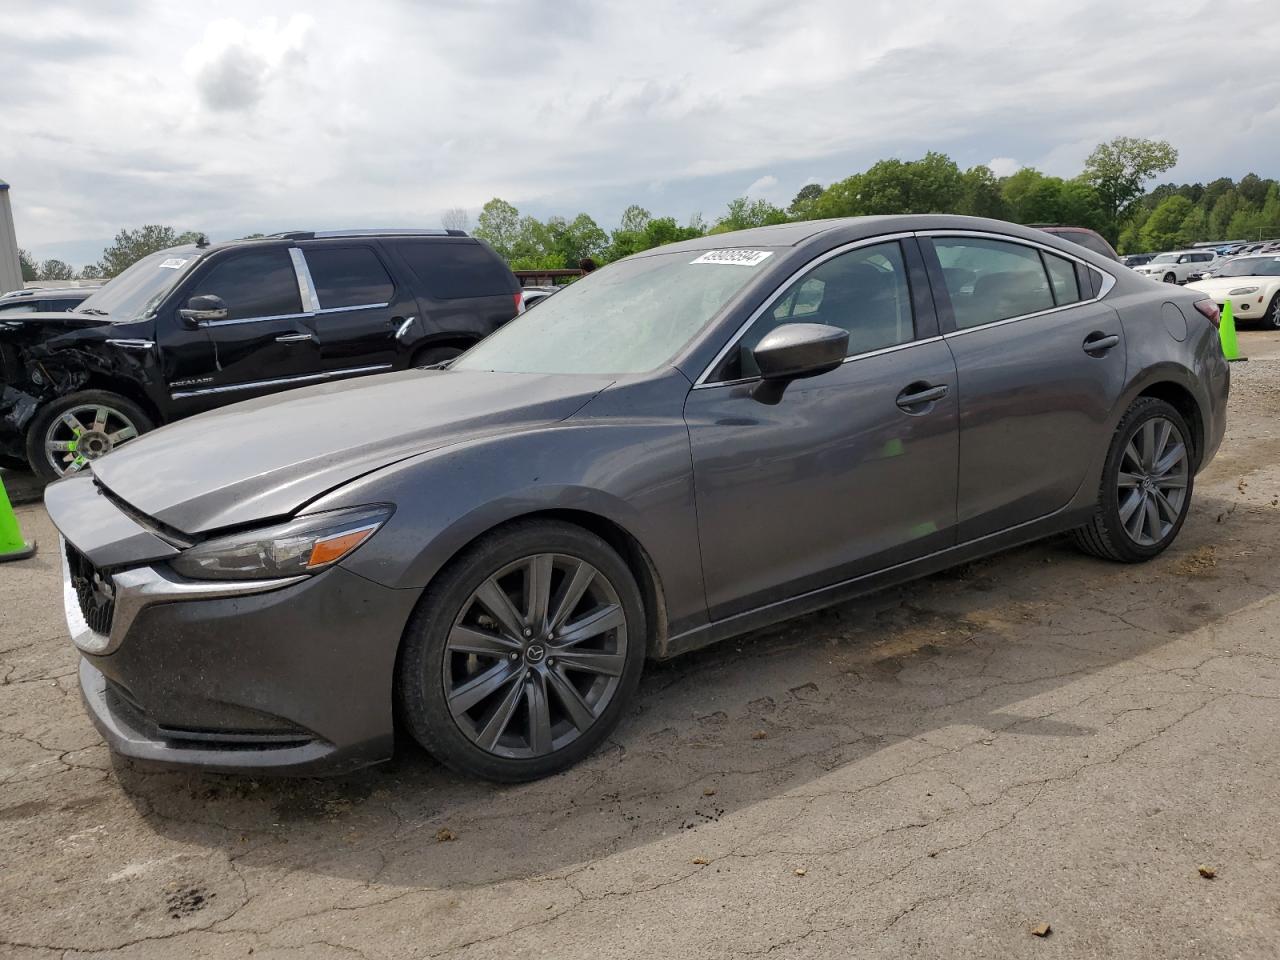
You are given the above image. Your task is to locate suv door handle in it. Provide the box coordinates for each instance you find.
[1083,332,1119,355]
[896,382,948,411]
[275,332,313,343]
[393,316,417,341]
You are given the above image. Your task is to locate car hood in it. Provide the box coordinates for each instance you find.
[1186,276,1275,294]
[0,310,111,338]
[90,368,614,534]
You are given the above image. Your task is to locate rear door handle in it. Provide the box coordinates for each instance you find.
[275,332,313,343]
[896,382,948,411]
[1083,332,1120,355]
[393,316,417,341]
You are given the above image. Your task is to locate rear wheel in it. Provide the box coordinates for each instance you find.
[397,520,646,782]
[412,345,467,368]
[24,390,153,483]
[1072,397,1193,562]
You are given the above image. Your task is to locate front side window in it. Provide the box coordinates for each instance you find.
[934,237,1056,329]
[188,248,302,321]
[303,246,394,309]
[717,241,915,381]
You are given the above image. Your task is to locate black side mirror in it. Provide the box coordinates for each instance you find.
[179,294,228,327]
[750,322,848,404]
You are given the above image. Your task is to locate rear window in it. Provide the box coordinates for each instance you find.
[303,246,394,309]
[392,240,514,300]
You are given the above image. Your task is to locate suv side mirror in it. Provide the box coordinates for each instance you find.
[750,322,848,404]
[179,294,228,327]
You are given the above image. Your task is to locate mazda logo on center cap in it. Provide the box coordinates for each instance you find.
[525,643,547,664]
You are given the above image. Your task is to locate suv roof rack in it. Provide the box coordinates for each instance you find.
[265,228,468,241]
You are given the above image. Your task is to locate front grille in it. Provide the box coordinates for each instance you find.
[65,542,115,635]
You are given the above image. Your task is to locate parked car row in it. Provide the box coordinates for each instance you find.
[0,229,524,480]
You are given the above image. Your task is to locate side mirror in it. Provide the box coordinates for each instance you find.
[179,294,228,327]
[750,323,848,404]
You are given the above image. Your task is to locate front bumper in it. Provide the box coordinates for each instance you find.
[48,474,421,776]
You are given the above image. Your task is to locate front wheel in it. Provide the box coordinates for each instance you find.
[1263,292,1280,330]
[1072,397,1194,562]
[24,390,153,483]
[1163,272,1177,284]
[397,520,646,781]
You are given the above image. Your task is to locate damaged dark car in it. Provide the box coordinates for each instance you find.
[0,230,522,481]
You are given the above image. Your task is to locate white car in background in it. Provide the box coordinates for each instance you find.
[1185,255,1280,328]
[1132,250,1216,284]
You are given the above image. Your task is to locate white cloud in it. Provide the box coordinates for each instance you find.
[987,157,1021,177]
[744,175,779,198]
[183,16,313,112]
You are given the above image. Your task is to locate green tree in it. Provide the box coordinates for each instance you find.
[78,264,104,280]
[1082,136,1178,222]
[1176,206,1209,247]
[95,225,202,277]
[1237,173,1269,207]
[1227,203,1264,241]
[710,197,788,233]
[958,165,1007,219]
[18,248,38,282]
[38,259,75,281]
[1139,195,1194,251]
[473,198,521,261]
[788,183,823,218]
[1208,191,1240,239]
[618,205,652,235]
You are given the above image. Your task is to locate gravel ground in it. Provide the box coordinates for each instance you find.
[3,329,1280,959]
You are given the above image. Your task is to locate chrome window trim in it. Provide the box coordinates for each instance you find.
[316,302,390,315]
[169,363,392,399]
[290,247,321,313]
[202,311,315,327]
[693,232,915,387]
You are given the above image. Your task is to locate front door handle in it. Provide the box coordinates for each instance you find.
[896,382,948,411]
[275,332,313,343]
[1083,332,1120,355]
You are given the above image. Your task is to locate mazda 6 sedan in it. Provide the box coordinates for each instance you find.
[47,215,1230,782]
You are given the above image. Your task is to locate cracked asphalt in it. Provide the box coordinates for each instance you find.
[4,331,1280,959]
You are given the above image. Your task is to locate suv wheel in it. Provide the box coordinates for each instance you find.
[25,390,153,483]
[412,345,467,368]
[397,520,646,782]
[1163,272,1177,283]
[1072,397,1193,562]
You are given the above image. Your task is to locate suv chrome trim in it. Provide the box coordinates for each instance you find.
[169,363,392,399]
[290,248,321,313]
[694,232,915,387]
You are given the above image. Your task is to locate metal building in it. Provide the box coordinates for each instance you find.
[0,180,22,294]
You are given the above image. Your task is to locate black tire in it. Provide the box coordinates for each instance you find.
[412,345,467,368]
[1264,292,1280,330]
[1163,272,1177,284]
[1072,397,1194,563]
[397,519,647,782]
[24,390,154,483]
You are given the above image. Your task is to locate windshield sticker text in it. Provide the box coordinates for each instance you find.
[159,258,189,269]
[690,249,773,267]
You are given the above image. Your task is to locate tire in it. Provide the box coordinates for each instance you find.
[1264,292,1280,330]
[397,519,647,782]
[412,345,467,368]
[1163,272,1177,284]
[24,390,154,483]
[1071,397,1194,563]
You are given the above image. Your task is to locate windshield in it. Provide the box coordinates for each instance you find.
[1216,256,1280,278]
[453,249,773,375]
[1151,253,1179,264]
[77,247,202,321]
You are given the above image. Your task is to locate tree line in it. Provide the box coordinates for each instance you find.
[17,137,1278,283]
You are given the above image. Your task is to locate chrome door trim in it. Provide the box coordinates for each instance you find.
[104,339,155,350]
[315,302,391,315]
[169,363,392,399]
[693,232,915,387]
[202,310,316,327]
[290,247,321,313]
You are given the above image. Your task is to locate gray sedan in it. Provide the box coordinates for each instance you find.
[46,215,1229,782]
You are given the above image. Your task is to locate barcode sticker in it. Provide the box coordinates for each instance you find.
[690,249,773,267]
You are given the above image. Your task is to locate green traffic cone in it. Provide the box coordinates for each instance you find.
[0,472,36,563]
[1220,298,1246,362]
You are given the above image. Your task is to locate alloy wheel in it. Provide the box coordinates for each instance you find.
[442,553,628,759]
[1116,415,1189,547]
[44,404,140,476]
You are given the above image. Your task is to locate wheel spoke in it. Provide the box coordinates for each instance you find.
[1124,493,1147,540]
[548,559,596,632]
[108,425,138,443]
[526,672,553,755]
[525,555,554,632]
[1117,471,1143,488]
[91,407,108,434]
[474,577,526,640]
[1140,420,1157,471]
[475,674,527,751]
[554,604,625,647]
[65,456,88,474]
[1123,440,1143,472]
[545,667,597,731]
[45,439,76,452]
[554,648,625,678]
[1119,489,1143,525]
[1152,488,1180,524]
[447,624,520,657]
[1152,419,1172,466]
[60,412,84,437]
[448,660,520,716]
[1156,474,1188,490]
[1153,442,1185,478]
[1143,493,1162,542]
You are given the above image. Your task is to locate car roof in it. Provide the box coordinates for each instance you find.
[194,228,477,256]
[0,286,97,300]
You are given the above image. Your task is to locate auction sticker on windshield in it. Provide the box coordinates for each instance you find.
[690,249,773,266]
[159,258,189,269]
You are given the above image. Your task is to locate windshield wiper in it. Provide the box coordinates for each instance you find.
[78,307,110,316]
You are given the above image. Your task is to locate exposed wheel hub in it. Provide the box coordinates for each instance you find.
[76,431,113,459]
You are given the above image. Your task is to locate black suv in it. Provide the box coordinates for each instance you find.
[0,229,522,480]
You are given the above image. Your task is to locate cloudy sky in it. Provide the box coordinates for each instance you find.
[5,0,1280,269]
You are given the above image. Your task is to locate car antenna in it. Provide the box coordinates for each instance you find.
[195,233,210,248]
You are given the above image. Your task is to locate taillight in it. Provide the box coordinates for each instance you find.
[513,291,525,316]
[1193,299,1220,328]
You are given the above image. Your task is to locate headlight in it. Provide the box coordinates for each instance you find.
[1228,286,1260,295]
[169,505,392,581]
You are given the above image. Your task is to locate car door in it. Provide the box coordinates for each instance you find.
[163,246,316,414]
[920,232,1126,542]
[296,243,405,374]
[685,237,960,621]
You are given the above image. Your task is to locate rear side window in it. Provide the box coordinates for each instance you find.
[1056,230,1115,260]
[0,301,37,314]
[1043,252,1082,305]
[303,246,394,309]
[393,240,514,299]
[188,248,302,321]
[934,237,1055,329]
